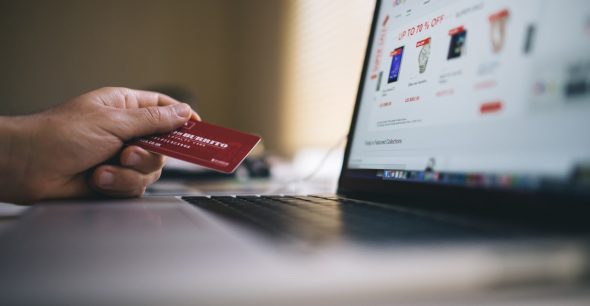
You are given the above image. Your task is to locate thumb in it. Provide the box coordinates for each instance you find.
[113,103,192,140]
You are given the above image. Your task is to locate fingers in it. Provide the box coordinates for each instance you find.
[190,111,201,121]
[125,89,201,120]
[93,87,202,140]
[93,87,179,108]
[90,165,162,197]
[120,146,165,174]
[111,103,192,140]
[95,87,201,121]
[129,89,182,108]
[90,146,166,198]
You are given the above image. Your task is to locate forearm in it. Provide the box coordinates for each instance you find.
[0,115,35,204]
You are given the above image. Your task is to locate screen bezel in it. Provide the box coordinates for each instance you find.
[336,0,588,207]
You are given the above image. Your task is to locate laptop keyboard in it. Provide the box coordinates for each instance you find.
[183,195,500,244]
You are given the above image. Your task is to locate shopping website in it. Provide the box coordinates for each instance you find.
[348,0,590,190]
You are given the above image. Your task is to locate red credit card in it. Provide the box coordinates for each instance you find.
[130,121,261,173]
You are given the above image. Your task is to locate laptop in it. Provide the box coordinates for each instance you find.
[180,0,590,242]
[1,0,590,304]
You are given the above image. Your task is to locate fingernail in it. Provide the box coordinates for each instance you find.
[173,103,191,118]
[98,171,114,187]
[126,152,141,166]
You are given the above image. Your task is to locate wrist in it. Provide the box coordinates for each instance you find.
[0,115,39,203]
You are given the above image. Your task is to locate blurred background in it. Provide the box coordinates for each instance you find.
[0,0,374,157]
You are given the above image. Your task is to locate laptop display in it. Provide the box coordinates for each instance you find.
[343,0,590,197]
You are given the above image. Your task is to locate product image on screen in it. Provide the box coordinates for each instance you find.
[447,27,466,60]
[388,46,404,83]
[376,71,383,91]
[523,24,536,54]
[417,38,431,73]
[489,9,509,53]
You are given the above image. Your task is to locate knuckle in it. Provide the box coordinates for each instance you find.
[130,187,145,197]
[154,155,166,169]
[109,110,128,125]
[134,175,147,191]
[97,86,114,93]
[143,106,163,126]
[114,171,144,193]
[98,86,124,95]
[137,187,147,197]
[153,170,162,182]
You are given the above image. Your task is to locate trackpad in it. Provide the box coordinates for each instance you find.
[1,197,268,266]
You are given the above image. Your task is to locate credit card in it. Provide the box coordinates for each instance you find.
[130,120,261,173]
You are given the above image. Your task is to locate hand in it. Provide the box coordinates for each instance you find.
[0,87,200,204]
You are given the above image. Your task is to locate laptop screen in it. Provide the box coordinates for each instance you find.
[344,0,590,196]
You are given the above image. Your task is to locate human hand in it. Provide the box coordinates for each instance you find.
[0,87,200,204]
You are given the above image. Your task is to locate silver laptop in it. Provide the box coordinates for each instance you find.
[1,0,590,305]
